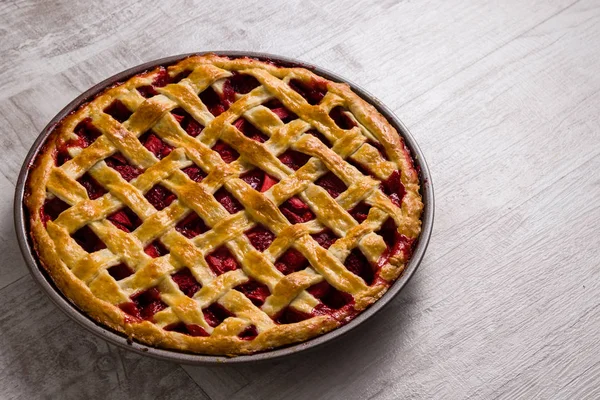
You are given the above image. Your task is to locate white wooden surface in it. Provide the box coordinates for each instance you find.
[1,0,599,398]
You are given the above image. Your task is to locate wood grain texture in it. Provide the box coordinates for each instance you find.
[1,0,599,398]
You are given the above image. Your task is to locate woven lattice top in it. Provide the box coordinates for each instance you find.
[25,54,423,355]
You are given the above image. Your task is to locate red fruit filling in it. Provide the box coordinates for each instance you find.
[136,68,187,98]
[311,229,338,250]
[233,118,269,143]
[203,303,233,327]
[275,248,308,275]
[375,218,415,268]
[212,140,239,163]
[315,171,347,198]
[329,106,356,130]
[235,279,270,307]
[228,72,260,94]
[199,87,229,116]
[105,153,144,182]
[245,225,275,252]
[289,79,327,105]
[145,184,177,211]
[164,322,209,337]
[136,85,157,98]
[41,197,70,223]
[238,325,259,340]
[308,281,354,316]
[264,99,297,123]
[240,169,278,192]
[381,170,406,208]
[152,68,172,87]
[205,246,240,275]
[104,100,132,123]
[171,69,192,84]
[73,118,102,148]
[140,131,173,159]
[221,79,236,107]
[171,108,204,137]
[77,173,107,200]
[107,207,142,232]
[278,149,311,170]
[279,196,315,224]
[182,165,206,183]
[72,225,107,253]
[119,287,167,321]
[214,188,243,214]
[274,307,312,324]
[175,212,208,239]
[107,263,134,281]
[348,201,372,223]
[56,144,72,166]
[144,240,168,258]
[172,268,202,297]
[344,249,374,285]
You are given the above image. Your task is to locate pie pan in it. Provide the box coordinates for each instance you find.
[14,51,434,364]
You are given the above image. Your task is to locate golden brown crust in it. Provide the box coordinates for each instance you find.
[24,54,423,355]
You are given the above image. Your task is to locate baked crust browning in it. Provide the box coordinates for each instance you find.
[24,54,423,355]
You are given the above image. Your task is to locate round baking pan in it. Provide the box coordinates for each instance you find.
[14,51,434,365]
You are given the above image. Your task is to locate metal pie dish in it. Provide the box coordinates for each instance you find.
[14,52,434,365]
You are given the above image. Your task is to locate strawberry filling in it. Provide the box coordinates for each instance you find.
[145,185,177,211]
[240,169,278,192]
[77,173,107,200]
[171,108,204,137]
[233,118,269,143]
[214,188,243,214]
[107,263,134,281]
[344,249,374,285]
[245,225,275,252]
[235,279,270,307]
[104,100,132,123]
[348,202,372,223]
[175,212,208,239]
[164,322,209,337]
[381,170,406,208]
[140,131,173,160]
[278,149,311,170]
[212,140,239,163]
[375,218,416,269]
[279,196,315,224]
[311,229,338,250]
[289,79,327,105]
[41,197,70,224]
[275,248,308,275]
[119,287,167,321]
[329,106,356,130]
[105,153,144,182]
[203,303,233,328]
[315,171,347,199]
[228,72,260,94]
[144,240,168,258]
[205,246,240,275]
[264,99,297,123]
[182,165,206,183]
[71,225,107,253]
[107,207,141,232]
[171,268,202,297]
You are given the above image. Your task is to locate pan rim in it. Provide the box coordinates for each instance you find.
[13,51,434,365]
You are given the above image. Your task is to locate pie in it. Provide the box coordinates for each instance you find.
[24,54,423,355]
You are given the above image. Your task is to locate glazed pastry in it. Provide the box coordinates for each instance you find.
[25,54,423,355]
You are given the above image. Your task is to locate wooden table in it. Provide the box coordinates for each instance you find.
[2,0,599,398]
